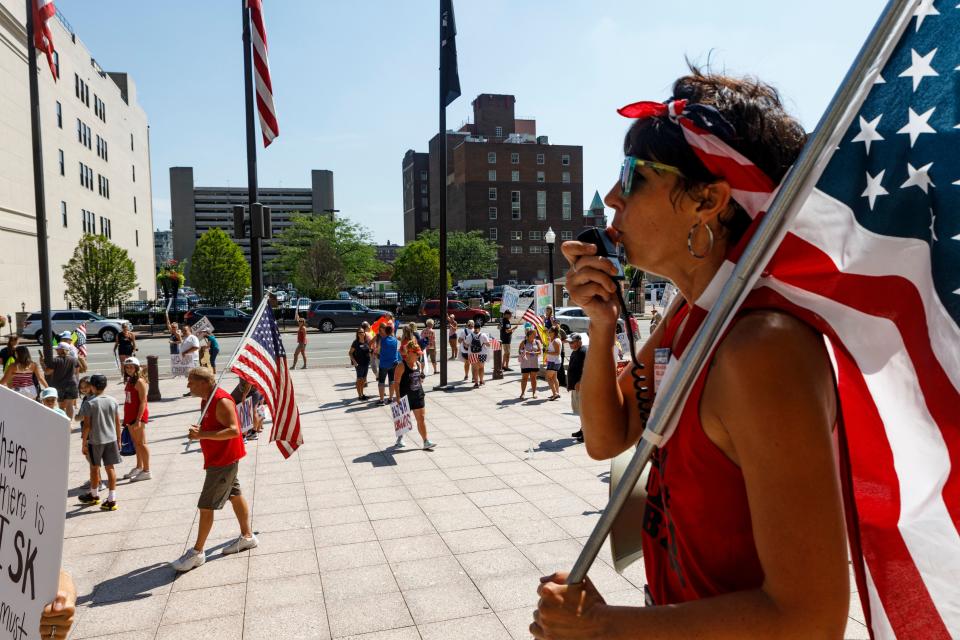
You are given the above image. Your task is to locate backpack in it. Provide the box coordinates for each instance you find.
[470,333,483,353]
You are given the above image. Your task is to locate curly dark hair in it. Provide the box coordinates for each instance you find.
[623,66,807,245]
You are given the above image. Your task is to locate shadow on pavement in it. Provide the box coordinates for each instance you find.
[535,438,579,452]
[81,563,176,606]
[597,470,611,484]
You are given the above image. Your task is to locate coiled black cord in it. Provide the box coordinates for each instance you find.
[615,274,653,426]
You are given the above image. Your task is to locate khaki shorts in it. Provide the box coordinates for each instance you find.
[571,390,581,416]
[198,462,241,510]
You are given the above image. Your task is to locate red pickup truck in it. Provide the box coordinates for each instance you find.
[419,299,489,326]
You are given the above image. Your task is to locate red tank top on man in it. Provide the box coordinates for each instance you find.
[641,301,765,605]
[123,379,149,424]
[199,387,246,469]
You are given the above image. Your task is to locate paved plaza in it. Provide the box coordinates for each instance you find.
[60,362,869,639]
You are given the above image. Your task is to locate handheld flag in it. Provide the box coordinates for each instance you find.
[230,304,302,457]
[32,0,57,81]
[440,0,461,107]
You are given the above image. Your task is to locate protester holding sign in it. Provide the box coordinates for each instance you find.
[535,71,847,638]
[38,570,76,640]
[164,311,181,355]
[517,329,542,399]
[121,358,151,482]
[173,368,256,573]
[395,343,435,450]
[77,375,121,511]
[376,324,400,405]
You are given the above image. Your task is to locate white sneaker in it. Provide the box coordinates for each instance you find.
[131,470,152,481]
[171,548,205,573]
[395,437,405,448]
[423,440,437,450]
[123,468,142,480]
[222,534,258,555]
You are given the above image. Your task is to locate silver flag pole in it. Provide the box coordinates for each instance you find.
[566,0,918,585]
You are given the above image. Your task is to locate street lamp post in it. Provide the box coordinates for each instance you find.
[544,227,556,306]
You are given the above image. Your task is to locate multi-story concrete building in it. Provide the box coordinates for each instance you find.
[406,94,583,285]
[169,167,334,284]
[0,2,155,310]
[375,241,402,264]
[154,227,173,266]
[401,150,430,242]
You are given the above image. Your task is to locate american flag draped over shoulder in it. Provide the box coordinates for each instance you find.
[638,3,960,637]
[32,0,57,81]
[230,305,302,457]
[247,0,278,146]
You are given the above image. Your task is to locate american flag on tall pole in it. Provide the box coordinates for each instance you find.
[629,2,960,636]
[230,305,302,458]
[32,0,57,81]
[247,0,278,146]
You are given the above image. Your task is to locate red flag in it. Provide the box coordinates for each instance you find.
[247,0,278,146]
[33,0,57,81]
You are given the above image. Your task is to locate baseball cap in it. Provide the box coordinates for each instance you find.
[568,333,583,342]
[39,387,58,401]
[55,342,70,352]
[123,357,140,367]
[59,331,72,339]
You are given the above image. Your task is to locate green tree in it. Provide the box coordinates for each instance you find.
[189,228,251,305]
[417,229,499,282]
[63,234,138,313]
[268,214,381,287]
[295,237,346,300]
[392,240,450,303]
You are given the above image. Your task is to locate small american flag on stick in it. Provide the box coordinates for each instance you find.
[75,322,87,358]
[230,305,302,457]
[521,307,543,331]
[489,337,501,351]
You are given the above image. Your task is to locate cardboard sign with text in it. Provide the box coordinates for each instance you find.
[501,286,520,316]
[391,396,414,438]
[0,386,69,640]
[191,316,214,338]
[535,284,552,317]
[170,354,195,377]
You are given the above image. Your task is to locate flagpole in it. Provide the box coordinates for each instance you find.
[25,0,53,364]
[565,0,916,586]
[242,0,264,309]
[436,0,449,389]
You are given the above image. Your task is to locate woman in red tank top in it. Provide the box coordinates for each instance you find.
[532,71,848,638]
[121,358,151,482]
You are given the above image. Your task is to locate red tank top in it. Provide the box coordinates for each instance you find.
[123,379,149,424]
[641,302,764,605]
[199,387,246,469]
[297,325,307,345]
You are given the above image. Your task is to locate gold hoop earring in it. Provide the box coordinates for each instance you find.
[687,222,714,259]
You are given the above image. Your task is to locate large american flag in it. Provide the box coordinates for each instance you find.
[521,307,544,331]
[32,0,57,81]
[248,0,278,146]
[640,2,960,637]
[230,305,301,457]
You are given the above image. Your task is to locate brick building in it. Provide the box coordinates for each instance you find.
[405,94,583,285]
[401,150,431,241]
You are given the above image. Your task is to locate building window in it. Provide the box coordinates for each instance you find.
[511,170,519,182]
[488,170,496,181]
[489,228,498,240]
[74,73,79,99]
[511,245,522,254]
[529,230,541,240]
[537,171,544,183]
[488,187,497,200]
[529,245,542,254]
[60,201,67,228]
[562,191,572,220]
[130,133,134,151]
[561,154,570,166]
[488,206,497,220]
[561,171,570,183]
[561,230,573,241]
[58,149,64,176]
[132,165,136,182]
[420,170,428,181]
[495,126,503,137]
[97,175,110,199]
[511,152,519,164]
[421,197,429,207]
[420,183,428,194]
[537,191,546,220]
[135,229,139,246]
[133,196,137,213]
[511,230,522,241]
[487,152,496,164]
[52,50,59,77]
[536,153,545,165]
[511,191,521,219]
[55,101,62,128]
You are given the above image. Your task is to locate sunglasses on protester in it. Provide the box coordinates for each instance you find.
[619,156,685,196]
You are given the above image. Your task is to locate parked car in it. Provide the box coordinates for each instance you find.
[183,307,252,333]
[337,291,352,300]
[418,299,489,326]
[306,300,388,333]
[20,309,131,343]
[553,306,624,335]
[518,286,536,298]
[293,297,312,313]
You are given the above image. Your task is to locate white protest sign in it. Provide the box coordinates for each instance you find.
[391,396,413,438]
[535,284,552,316]
[191,316,214,337]
[660,284,678,312]
[0,386,69,640]
[501,286,520,315]
[170,353,194,377]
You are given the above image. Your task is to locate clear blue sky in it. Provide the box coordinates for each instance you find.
[57,0,885,244]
